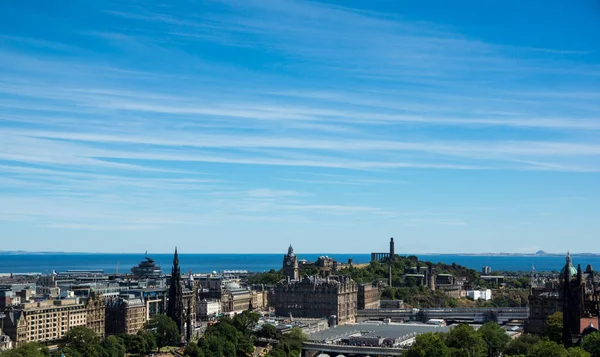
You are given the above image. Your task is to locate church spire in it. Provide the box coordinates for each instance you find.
[167,247,184,334]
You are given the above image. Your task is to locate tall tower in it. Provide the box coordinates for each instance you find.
[562,252,571,346]
[167,248,184,334]
[388,237,395,287]
[283,245,299,281]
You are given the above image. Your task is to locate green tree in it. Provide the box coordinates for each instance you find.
[528,340,568,357]
[446,297,459,308]
[445,324,487,357]
[478,322,510,357]
[145,314,181,351]
[232,310,260,334]
[184,342,204,357]
[222,341,236,357]
[63,326,102,357]
[284,327,307,342]
[123,334,147,355]
[567,347,591,357]
[504,334,541,356]
[256,324,278,339]
[137,329,157,354]
[0,342,50,357]
[53,346,82,357]
[546,312,564,343]
[100,335,126,357]
[583,331,600,357]
[405,333,450,357]
[199,335,223,357]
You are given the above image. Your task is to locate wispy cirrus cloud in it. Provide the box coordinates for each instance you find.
[1,0,599,252]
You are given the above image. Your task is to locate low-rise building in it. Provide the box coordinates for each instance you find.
[467,289,492,301]
[0,333,13,352]
[198,299,221,320]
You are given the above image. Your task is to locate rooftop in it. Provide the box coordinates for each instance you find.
[307,321,451,342]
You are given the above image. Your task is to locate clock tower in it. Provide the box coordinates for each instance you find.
[283,245,299,281]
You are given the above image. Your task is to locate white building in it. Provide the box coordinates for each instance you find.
[467,289,492,301]
[0,333,13,351]
[198,299,221,320]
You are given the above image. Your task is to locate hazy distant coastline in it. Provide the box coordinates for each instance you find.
[1,250,598,257]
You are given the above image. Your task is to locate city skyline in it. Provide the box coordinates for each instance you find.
[1,1,600,253]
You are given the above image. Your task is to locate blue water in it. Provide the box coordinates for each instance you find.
[0,253,596,274]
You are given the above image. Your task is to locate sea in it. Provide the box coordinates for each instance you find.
[1,253,598,275]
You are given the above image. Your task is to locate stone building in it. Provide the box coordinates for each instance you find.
[198,299,221,320]
[1,298,87,346]
[221,282,252,316]
[283,245,299,281]
[527,281,561,334]
[182,288,197,323]
[270,275,358,325]
[251,289,269,311]
[105,295,147,335]
[526,252,600,341]
[121,287,167,321]
[84,293,106,337]
[561,252,600,345]
[357,283,382,310]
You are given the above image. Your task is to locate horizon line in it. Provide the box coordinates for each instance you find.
[0,250,587,256]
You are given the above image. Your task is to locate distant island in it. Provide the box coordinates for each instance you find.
[414,251,600,257]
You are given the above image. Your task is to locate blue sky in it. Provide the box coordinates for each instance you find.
[1,1,600,254]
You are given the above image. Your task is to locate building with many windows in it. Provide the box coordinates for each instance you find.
[105,295,146,335]
[357,283,382,310]
[270,275,358,325]
[0,298,87,346]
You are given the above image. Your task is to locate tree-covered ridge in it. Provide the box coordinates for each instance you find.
[248,255,530,308]
[339,255,479,285]
[249,255,480,286]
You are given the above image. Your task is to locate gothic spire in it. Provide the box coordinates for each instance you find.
[167,247,184,334]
